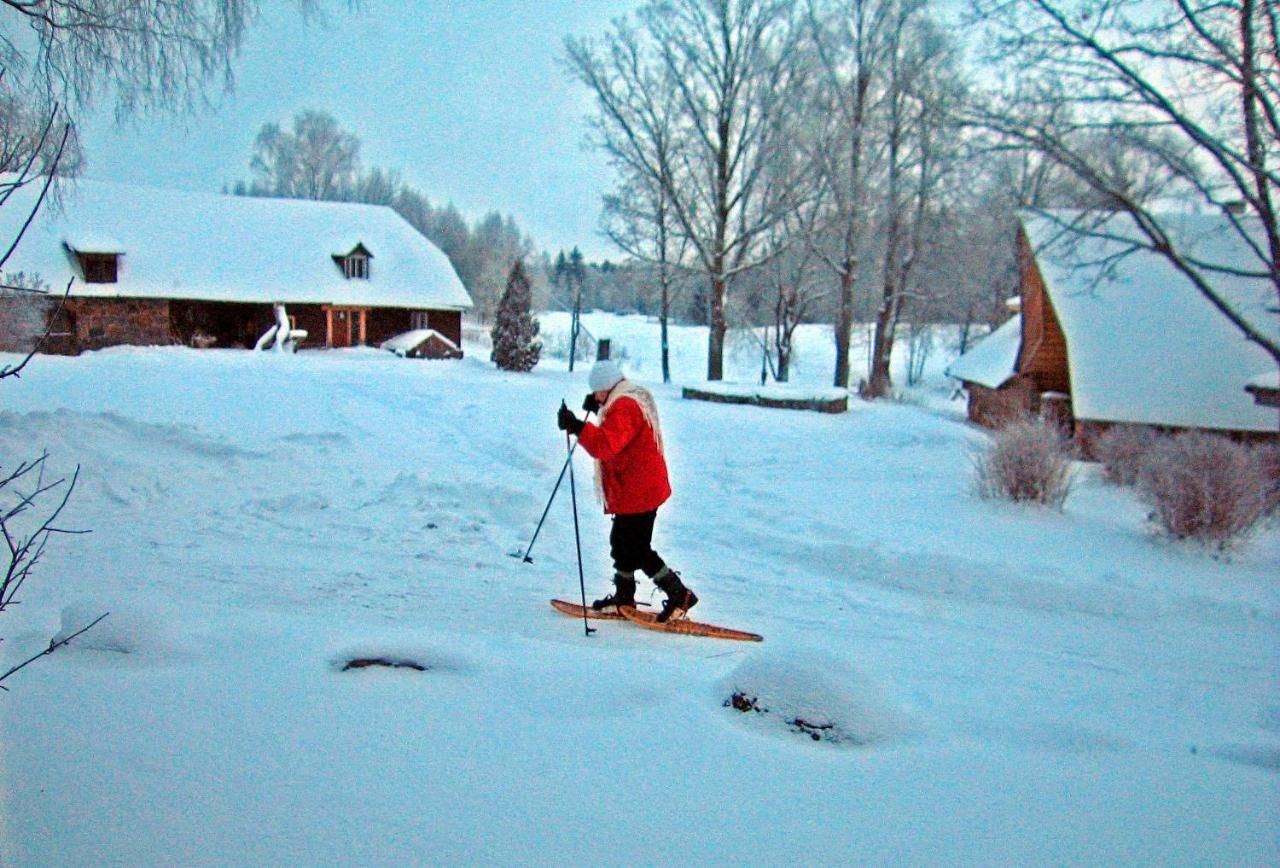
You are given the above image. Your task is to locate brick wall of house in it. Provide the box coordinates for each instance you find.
[69,298,171,352]
[0,295,52,353]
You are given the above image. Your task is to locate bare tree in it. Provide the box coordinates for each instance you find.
[565,18,694,382]
[756,238,824,382]
[247,109,363,200]
[571,0,807,381]
[863,6,965,398]
[803,0,899,388]
[1,0,252,117]
[0,454,96,691]
[652,0,811,381]
[599,175,694,382]
[969,0,1280,365]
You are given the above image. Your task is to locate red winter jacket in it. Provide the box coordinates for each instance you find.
[577,393,671,515]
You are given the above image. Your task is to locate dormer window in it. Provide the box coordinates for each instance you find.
[81,253,119,283]
[333,242,373,280]
[345,255,369,279]
[64,235,124,284]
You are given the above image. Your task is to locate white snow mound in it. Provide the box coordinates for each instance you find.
[719,645,912,747]
[53,601,175,661]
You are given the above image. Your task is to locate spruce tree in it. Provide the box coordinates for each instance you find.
[490,260,541,372]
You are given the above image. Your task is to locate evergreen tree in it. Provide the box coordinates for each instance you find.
[490,260,541,372]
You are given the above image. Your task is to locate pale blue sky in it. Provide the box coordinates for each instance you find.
[78,0,639,260]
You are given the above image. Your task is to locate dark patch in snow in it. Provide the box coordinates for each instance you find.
[727,691,765,714]
[790,718,849,743]
[724,690,861,745]
[340,656,428,672]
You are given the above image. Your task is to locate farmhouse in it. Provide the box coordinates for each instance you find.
[947,210,1280,453]
[0,178,472,356]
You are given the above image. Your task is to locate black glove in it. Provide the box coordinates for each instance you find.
[582,393,601,414]
[557,402,585,435]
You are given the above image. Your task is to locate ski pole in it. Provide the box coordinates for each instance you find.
[566,428,595,637]
[516,406,592,563]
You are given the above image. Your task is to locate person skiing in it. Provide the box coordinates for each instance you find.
[556,359,697,622]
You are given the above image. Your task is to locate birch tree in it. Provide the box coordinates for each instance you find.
[864,5,964,397]
[572,0,806,381]
[803,0,897,388]
[566,19,693,383]
[655,0,810,381]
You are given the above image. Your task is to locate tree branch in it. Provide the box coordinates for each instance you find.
[0,612,109,690]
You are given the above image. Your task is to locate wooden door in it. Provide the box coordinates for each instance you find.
[333,309,351,347]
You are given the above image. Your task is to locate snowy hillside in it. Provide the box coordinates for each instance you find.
[0,314,1276,865]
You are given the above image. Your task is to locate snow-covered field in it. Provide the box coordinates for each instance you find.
[1,313,1276,865]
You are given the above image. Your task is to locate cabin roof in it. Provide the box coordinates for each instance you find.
[1019,210,1277,432]
[944,316,1021,389]
[0,177,472,311]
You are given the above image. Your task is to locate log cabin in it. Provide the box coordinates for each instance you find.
[0,178,472,357]
[947,211,1280,454]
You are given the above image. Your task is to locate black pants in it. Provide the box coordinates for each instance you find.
[610,511,667,577]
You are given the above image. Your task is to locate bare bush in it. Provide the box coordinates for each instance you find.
[973,420,1074,508]
[1094,425,1164,486]
[1137,432,1271,547]
[1251,443,1280,517]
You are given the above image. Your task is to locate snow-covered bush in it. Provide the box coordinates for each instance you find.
[973,420,1074,508]
[538,325,595,365]
[1257,444,1280,516]
[1137,432,1271,547]
[1094,424,1164,486]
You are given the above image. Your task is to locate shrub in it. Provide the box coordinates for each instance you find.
[973,420,1074,508]
[1251,443,1280,516]
[1094,424,1164,486]
[1137,432,1271,547]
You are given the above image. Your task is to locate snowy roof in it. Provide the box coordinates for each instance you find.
[1023,211,1279,432]
[381,328,460,354]
[0,177,472,310]
[944,316,1021,389]
[63,231,125,254]
[1247,370,1279,390]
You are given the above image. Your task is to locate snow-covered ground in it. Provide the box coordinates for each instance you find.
[1,313,1276,865]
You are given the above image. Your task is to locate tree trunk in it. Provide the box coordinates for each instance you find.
[866,300,895,398]
[833,262,856,388]
[707,270,727,381]
[660,302,672,385]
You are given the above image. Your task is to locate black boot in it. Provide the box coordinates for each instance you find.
[653,569,697,623]
[592,572,637,613]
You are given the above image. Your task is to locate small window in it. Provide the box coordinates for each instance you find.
[334,243,373,280]
[343,255,370,280]
[411,311,429,330]
[80,253,119,283]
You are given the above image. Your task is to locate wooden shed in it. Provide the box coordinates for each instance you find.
[381,328,464,360]
[947,211,1279,453]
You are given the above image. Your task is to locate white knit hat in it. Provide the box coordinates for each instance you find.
[588,359,624,392]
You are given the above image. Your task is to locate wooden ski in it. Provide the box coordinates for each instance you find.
[619,606,763,642]
[550,598,648,621]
